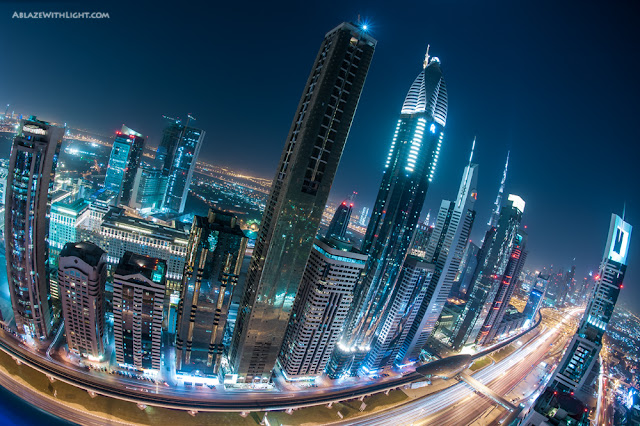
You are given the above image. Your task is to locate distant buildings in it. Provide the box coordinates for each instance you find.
[113,251,166,371]
[326,198,353,239]
[58,242,107,360]
[335,49,447,374]
[160,116,205,214]
[174,210,247,375]
[104,125,145,206]
[548,213,631,402]
[279,237,367,379]
[523,274,549,321]
[229,22,376,382]
[5,116,63,339]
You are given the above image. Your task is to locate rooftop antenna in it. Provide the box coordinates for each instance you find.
[423,44,431,69]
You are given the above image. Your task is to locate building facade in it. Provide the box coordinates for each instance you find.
[104,125,145,206]
[174,210,247,375]
[229,22,376,382]
[113,251,166,371]
[5,116,63,339]
[326,199,353,239]
[58,242,107,359]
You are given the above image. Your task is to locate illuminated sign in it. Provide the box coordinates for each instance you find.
[22,124,47,135]
[607,215,632,265]
[508,194,526,213]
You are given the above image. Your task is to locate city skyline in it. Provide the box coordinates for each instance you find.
[1,1,638,311]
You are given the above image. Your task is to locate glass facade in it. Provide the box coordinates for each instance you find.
[104,125,144,206]
[228,22,376,381]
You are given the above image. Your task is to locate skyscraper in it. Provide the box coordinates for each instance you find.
[161,115,205,214]
[113,251,166,371]
[487,152,509,228]
[326,198,353,239]
[449,194,525,350]
[5,116,63,340]
[334,48,447,373]
[278,237,367,379]
[548,213,631,402]
[104,125,145,206]
[477,229,528,345]
[58,242,107,360]
[397,159,478,364]
[229,22,376,382]
[129,159,168,211]
[523,273,549,321]
[175,210,247,375]
[358,206,369,227]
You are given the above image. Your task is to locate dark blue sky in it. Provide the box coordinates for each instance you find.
[1,0,639,311]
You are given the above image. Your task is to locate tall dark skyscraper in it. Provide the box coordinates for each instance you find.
[477,229,528,344]
[104,125,145,206]
[487,152,509,228]
[326,196,354,239]
[175,210,247,375]
[449,194,525,350]
[161,115,205,214]
[228,22,376,382]
[5,116,63,340]
[334,48,447,374]
[548,213,631,401]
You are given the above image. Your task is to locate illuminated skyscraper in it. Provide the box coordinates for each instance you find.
[449,194,524,350]
[161,115,204,214]
[5,116,63,340]
[229,22,376,382]
[326,197,353,239]
[58,242,107,359]
[334,48,447,374]
[477,229,528,344]
[175,210,247,375]
[548,213,631,402]
[487,151,509,228]
[523,273,548,321]
[104,125,145,206]
[113,252,166,371]
[358,206,369,227]
[279,237,367,379]
[129,159,168,211]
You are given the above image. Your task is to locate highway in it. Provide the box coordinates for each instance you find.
[333,309,579,425]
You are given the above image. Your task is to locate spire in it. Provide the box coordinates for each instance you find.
[469,136,476,165]
[423,44,430,69]
[488,151,510,228]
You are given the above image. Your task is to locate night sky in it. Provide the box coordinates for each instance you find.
[1,0,639,312]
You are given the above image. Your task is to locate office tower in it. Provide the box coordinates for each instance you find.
[156,116,183,176]
[487,151,509,228]
[49,199,91,299]
[229,22,376,382]
[58,242,107,359]
[396,159,478,364]
[358,206,369,226]
[5,116,63,340]
[161,115,205,214]
[175,210,247,375]
[326,198,353,239]
[559,265,576,305]
[335,48,447,374]
[104,125,145,206]
[477,229,528,344]
[456,242,479,297]
[113,251,166,371]
[449,194,525,350]
[0,158,9,204]
[279,237,367,379]
[548,214,631,402]
[523,274,549,321]
[129,159,168,211]
[408,222,434,260]
[99,207,188,293]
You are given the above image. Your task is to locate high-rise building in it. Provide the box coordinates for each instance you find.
[5,116,63,340]
[175,210,247,375]
[326,198,353,239]
[58,242,107,360]
[113,251,167,371]
[449,194,525,350]
[104,125,145,206]
[279,237,367,379]
[396,158,478,364]
[408,222,434,260]
[523,273,549,321]
[358,206,369,227]
[156,116,183,176]
[161,115,205,214]
[487,151,509,228]
[477,229,528,344]
[229,22,376,382]
[335,48,447,374]
[548,213,631,402]
[129,159,168,212]
[456,242,479,297]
